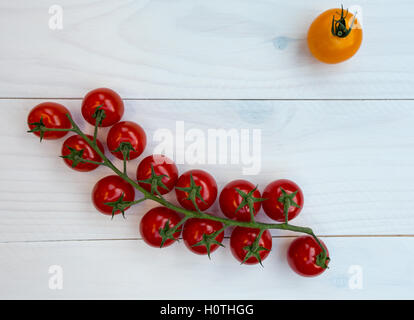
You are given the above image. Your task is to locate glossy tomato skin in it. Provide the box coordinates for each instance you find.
[230,227,272,265]
[262,179,304,222]
[137,155,178,195]
[287,236,329,277]
[140,207,182,248]
[61,134,104,172]
[219,180,261,222]
[27,102,72,140]
[107,121,146,160]
[81,88,124,127]
[182,218,224,255]
[175,170,218,211]
[92,175,135,215]
[307,8,363,64]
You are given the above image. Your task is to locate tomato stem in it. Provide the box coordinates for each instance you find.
[92,105,106,144]
[112,142,136,174]
[331,5,356,38]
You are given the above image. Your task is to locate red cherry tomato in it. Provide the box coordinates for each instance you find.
[106,121,146,160]
[175,169,218,211]
[230,227,272,265]
[61,134,104,172]
[287,236,329,277]
[140,206,182,248]
[219,180,262,222]
[262,179,304,222]
[81,88,124,127]
[92,175,135,215]
[27,102,72,140]
[137,155,178,195]
[182,218,224,256]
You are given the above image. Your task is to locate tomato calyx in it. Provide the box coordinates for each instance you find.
[316,250,330,269]
[27,117,47,141]
[112,141,136,173]
[111,141,136,161]
[191,230,225,259]
[159,220,180,248]
[241,230,270,267]
[331,5,356,38]
[235,186,267,222]
[278,187,301,224]
[104,193,133,219]
[60,146,85,168]
[92,105,106,126]
[138,164,169,197]
[61,145,104,169]
[175,174,207,213]
[111,141,136,162]
[28,116,73,142]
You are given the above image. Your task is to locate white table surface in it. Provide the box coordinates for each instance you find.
[1,0,414,299]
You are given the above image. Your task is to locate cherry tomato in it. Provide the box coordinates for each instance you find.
[27,102,72,140]
[219,180,262,222]
[182,218,224,256]
[92,175,135,215]
[175,169,217,211]
[140,206,182,248]
[106,121,146,160]
[230,227,272,265]
[307,7,363,64]
[81,88,124,127]
[137,155,178,195]
[287,236,329,277]
[61,134,104,172]
[262,179,304,222]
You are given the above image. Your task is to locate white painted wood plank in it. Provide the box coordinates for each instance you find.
[1,0,413,99]
[1,99,414,241]
[0,237,412,299]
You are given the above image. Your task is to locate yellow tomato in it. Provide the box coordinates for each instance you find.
[307,7,363,64]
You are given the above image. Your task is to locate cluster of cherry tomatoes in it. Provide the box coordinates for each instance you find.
[27,88,329,277]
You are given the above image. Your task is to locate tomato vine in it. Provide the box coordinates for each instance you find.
[28,104,330,272]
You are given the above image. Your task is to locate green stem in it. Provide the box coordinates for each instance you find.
[284,198,289,224]
[93,124,99,144]
[81,159,107,167]
[253,229,265,249]
[92,104,105,144]
[64,114,327,259]
[129,198,147,206]
[215,224,228,236]
[173,216,190,231]
[45,128,74,132]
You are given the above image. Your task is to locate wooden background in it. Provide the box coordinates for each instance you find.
[1,0,414,299]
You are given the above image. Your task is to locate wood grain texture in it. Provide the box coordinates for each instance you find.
[1,237,413,299]
[1,0,414,99]
[2,0,414,300]
[1,99,414,242]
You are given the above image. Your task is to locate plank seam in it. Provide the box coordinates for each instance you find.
[2,98,414,101]
[1,234,414,244]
